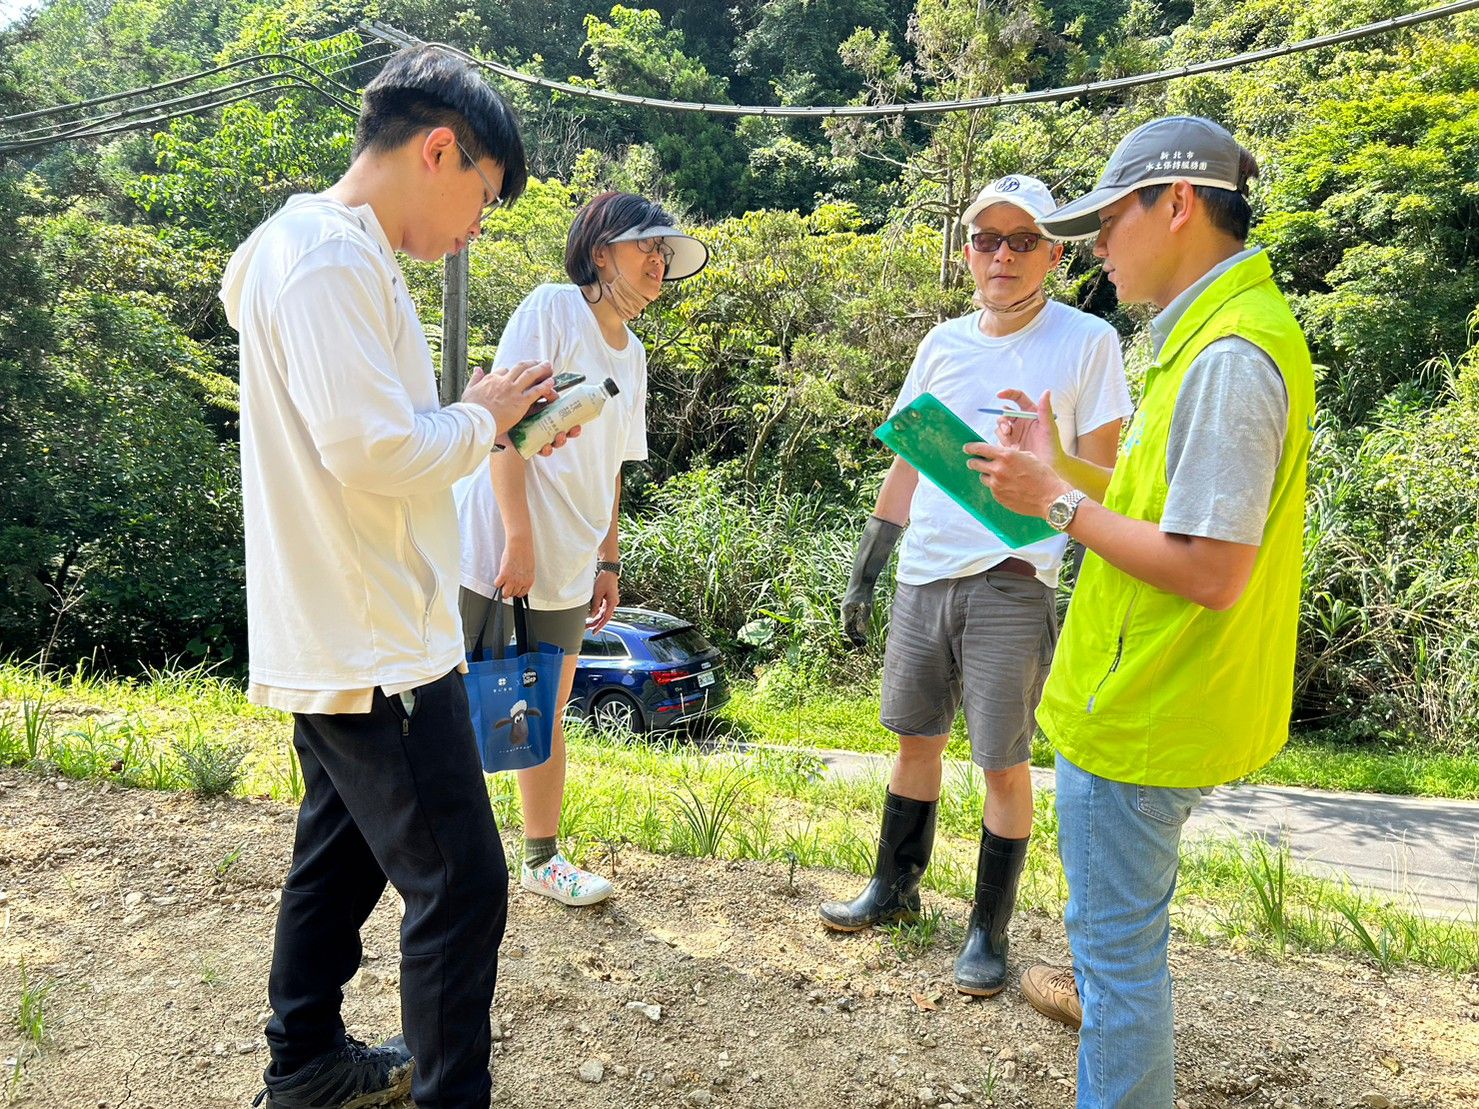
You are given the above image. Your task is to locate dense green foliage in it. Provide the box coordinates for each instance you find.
[1,0,1477,755]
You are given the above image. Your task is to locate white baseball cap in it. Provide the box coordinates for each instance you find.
[959,175,1060,236]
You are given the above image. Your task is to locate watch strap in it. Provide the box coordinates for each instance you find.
[596,560,622,577]
[1048,489,1087,531]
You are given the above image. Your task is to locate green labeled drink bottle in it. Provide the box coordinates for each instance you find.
[508,377,619,459]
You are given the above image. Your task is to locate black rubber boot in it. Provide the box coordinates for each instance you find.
[819,790,937,932]
[952,826,1029,996]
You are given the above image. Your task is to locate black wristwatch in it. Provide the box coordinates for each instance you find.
[596,560,622,579]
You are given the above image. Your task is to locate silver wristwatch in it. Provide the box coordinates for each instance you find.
[1046,489,1087,531]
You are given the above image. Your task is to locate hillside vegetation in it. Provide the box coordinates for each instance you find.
[1,0,1477,757]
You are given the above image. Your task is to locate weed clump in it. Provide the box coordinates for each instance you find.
[172,725,249,797]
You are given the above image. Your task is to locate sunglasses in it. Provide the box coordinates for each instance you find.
[970,231,1043,254]
[455,139,504,222]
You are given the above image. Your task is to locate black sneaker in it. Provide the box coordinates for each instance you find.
[253,1035,414,1109]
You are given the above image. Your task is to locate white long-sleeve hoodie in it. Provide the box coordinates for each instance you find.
[220,195,496,699]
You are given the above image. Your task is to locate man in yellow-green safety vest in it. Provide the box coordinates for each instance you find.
[965,115,1315,1107]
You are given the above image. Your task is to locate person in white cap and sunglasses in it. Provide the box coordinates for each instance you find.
[966,117,1315,1105]
[456,191,709,906]
[824,174,1132,998]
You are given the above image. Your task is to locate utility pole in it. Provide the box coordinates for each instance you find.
[440,248,469,405]
[360,21,471,405]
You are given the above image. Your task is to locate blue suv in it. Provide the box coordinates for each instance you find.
[569,607,730,733]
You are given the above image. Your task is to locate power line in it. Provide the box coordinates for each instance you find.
[0,44,387,154]
[364,0,1479,119]
[0,80,356,154]
[5,56,378,142]
[2,38,367,124]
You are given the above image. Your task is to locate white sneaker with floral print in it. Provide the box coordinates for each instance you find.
[520,851,614,906]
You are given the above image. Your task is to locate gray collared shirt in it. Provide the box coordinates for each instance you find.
[1150,247,1262,357]
[1145,248,1290,546]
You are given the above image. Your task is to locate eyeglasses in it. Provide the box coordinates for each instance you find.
[455,140,503,221]
[629,236,675,267]
[970,231,1043,254]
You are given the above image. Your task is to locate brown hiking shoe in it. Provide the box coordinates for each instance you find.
[1020,963,1082,1030]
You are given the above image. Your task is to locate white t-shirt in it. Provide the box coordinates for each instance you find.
[891,300,1132,587]
[219,194,498,701]
[457,284,648,610]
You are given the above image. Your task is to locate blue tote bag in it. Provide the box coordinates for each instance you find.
[464,594,563,773]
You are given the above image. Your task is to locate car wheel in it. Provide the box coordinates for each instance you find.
[590,691,644,736]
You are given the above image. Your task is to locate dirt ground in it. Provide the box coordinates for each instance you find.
[1,769,1476,1109]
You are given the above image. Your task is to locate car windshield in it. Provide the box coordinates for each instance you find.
[645,626,712,663]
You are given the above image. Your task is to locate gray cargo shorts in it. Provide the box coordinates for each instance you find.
[880,567,1059,770]
[459,587,588,657]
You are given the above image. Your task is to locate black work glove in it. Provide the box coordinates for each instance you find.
[840,516,904,648]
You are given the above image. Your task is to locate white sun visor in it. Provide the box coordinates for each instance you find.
[606,224,710,281]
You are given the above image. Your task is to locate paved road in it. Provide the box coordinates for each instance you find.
[755,745,1479,918]
[1186,779,1479,917]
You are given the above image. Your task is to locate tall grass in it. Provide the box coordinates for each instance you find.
[1296,419,1479,754]
[2,660,1475,974]
[1180,838,1479,972]
[20,700,50,764]
[672,766,749,857]
[0,661,291,799]
[13,962,53,1045]
[623,453,1479,767]
[621,465,865,669]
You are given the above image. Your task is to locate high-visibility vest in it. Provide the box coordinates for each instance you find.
[1038,250,1316,787]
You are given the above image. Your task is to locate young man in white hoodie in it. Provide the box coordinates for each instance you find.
[220,46,559,1109]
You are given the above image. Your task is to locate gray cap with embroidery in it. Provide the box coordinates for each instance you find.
[1040,116,1245,241]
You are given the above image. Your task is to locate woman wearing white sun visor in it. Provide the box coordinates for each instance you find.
[455,192,709,908]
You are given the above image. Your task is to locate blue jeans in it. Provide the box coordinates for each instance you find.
[1055,753,1211,1108]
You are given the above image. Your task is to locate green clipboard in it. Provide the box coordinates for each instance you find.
[876,392,1057,549]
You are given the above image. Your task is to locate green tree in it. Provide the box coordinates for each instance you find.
[650,0,760,91]
[127,25,359,248]
[1296,326,1479,751]
[29,285,245,665]
[576,5,746,215]
[12,0,245,106]
[734,0,908,107]
[0,57,62,659]
[1169,0,1479,424]
[1,20,247,667]
[637,203,954,492]
[0,197,245,665]
[725,0,914,213]
[835,0,1147,291]
[40,202,232,343]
